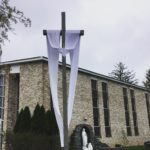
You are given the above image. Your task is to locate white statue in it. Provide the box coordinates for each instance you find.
[82,147,88,150]
[82,128,93,150]
[88,143,93,150]
[82,128,88,148]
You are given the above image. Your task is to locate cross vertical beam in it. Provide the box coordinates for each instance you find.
[43,12,84,150]
[61,12,68,150]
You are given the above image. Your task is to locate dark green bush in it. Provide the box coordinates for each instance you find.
[14,109,24,133]
[7,132,61,150]
[11,104,60,150]
[46,110,59,135]
[14,107,31,133]
[31,104,42,133]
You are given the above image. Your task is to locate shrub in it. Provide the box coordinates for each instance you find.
[7,132,61,150]
[14,109,24,133]
[11,104,60,150]
[14,107,31,133]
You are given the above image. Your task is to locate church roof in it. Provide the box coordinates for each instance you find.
[0,56,149,92]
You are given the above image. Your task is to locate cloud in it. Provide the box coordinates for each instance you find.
[2,0,150,85]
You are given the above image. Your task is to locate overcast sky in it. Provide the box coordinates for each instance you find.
[2,0,150,85]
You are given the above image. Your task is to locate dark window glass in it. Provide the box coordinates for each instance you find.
[130,90,134,98]
[124,97,128,110]
[0,76,4,86]
[145,94,150,113]
[94,127,100,137]
[134,126,139,136]
[105,127,111,137]
[103,93,108,108]
[127,127,132,136]
[104,116,109,126]
[92,90,98,99]
[102,82,107,92]
[0,87,3,97]
[148,114,150,126]
[91,80,101,137]
[133,112,137,126]
[0,108,3,119]
[125,111,130,126]
[130,90,139,136]
[104,109,110,126]
[94,117,99,126]
[91,80,97,90]
[145,93,150,127]
[124,97,128,111]
[131,98,136,111]
[0,109,1,119]
[104,109,109,119]
[93,108,99,118]
[0,98,2,107]
[102,82,111,137]
[123,88,132,136]
[123,88,127,96]
[1,121,3,131]
[92,98,98,107]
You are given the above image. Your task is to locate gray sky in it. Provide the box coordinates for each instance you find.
[2,0,150,85]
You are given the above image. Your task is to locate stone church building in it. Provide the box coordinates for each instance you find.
[0,56,150,149]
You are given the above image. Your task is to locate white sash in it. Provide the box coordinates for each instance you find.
[46,30,81,147]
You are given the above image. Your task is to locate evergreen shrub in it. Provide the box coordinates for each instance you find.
[8,104,60,150]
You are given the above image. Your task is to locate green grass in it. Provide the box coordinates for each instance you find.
[125,146,144,150]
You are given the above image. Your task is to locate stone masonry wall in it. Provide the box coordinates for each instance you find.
[43,62,51,111]
[19,61,51,114]
[55,65,150,147]
[1,61,150,149]
[19,61,150,147]
[98,81,150,146]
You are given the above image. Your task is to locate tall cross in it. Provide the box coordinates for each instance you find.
[43,12,84,150]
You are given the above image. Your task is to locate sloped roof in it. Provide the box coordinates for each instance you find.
[0,56,149,92]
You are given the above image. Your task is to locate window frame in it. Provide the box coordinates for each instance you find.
[91,79,101,137]
[102,82,111,137]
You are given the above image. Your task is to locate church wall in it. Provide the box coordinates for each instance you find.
[1,60,150,148]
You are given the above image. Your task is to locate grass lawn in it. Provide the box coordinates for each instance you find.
[125,146,144,150]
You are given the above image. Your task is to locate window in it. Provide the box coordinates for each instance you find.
[123,88,132,136]
[0,74,4,148]
[102,82,111,137]
[130,89,139,136]
[91,79,101,137]
[145,93,150,127]
[16,74,20,115]
[0,75,4,120]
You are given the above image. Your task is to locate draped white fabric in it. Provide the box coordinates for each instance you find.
[46,30,81,147]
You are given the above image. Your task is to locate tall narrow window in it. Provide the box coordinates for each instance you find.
[0,74,4,148]
[91,79,101,137]
[130,89,139,136]
[16,74,20,115]
[145,93,150,127]
[123,88,132,136]
[102,82,111,137]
